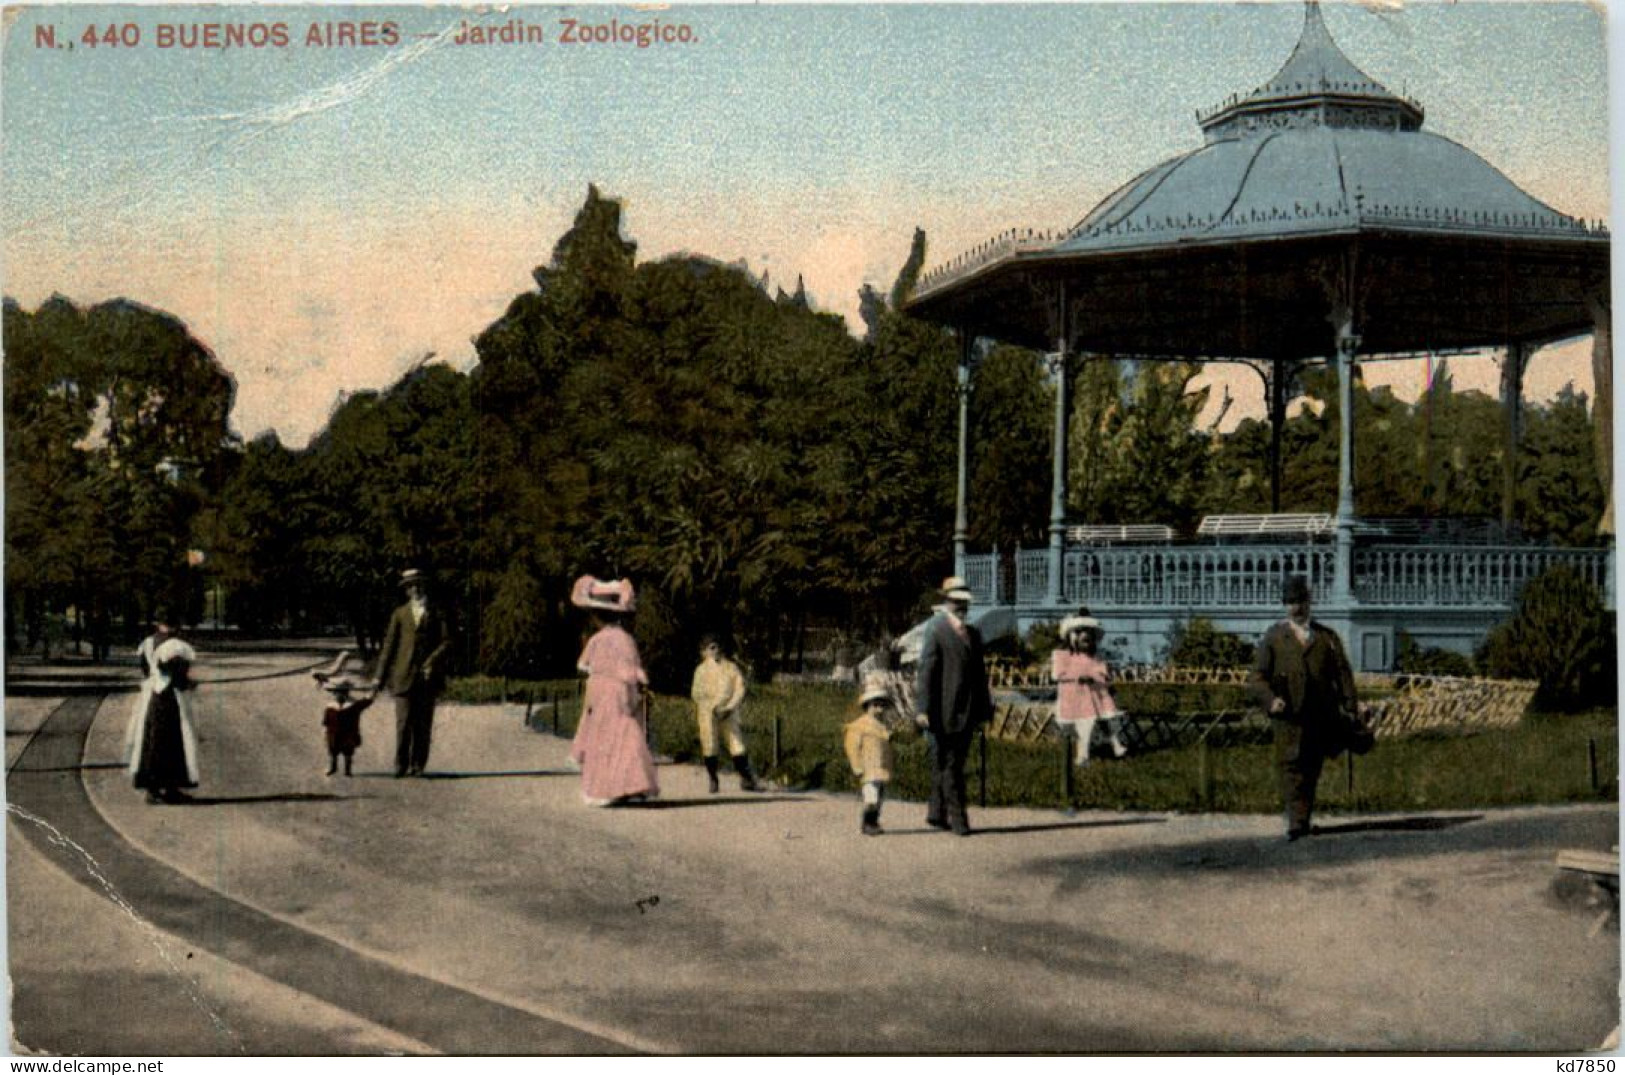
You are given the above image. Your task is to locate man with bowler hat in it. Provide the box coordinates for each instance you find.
[1249,574,1358,840]
[913,575,993,835]
[375,568,452,777]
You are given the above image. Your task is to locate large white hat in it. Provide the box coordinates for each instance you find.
[1059,614,1101,638]
[571,575,637,613]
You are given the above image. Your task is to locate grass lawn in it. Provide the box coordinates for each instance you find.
[446,676,1618,815]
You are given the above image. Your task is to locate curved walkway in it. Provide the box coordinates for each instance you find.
[8,693,632,1055]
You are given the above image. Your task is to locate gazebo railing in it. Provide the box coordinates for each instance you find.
[961,554,998,605]
[1017,549,1050,603]
[1005,544,1334,606]
[1353,545,1608,607]
[972,541,1609,610]
[1064,546,1335,607]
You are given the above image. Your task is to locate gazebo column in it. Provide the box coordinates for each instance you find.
[1046,284,1072,607]
[1499,342,1532,531]
[1268,358,1288,513]
[1331,306,1359,604]
[953,329,976,579]
[1046,350,1072,606]
[1587,290,1613,538]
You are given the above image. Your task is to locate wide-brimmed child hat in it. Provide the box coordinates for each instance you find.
[859,677,892,708]
[313,650,374,693]
[1059,614,1101,638]
[571,575,637,613]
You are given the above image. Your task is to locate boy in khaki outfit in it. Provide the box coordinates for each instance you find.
[690,635,761,793]
[844,678,895,836]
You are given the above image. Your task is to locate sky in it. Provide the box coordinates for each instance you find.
[1,1,1612,447]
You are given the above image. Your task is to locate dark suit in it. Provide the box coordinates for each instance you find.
[375,601,453,775]
[914,614,994,832]
[1249,619,1357,836]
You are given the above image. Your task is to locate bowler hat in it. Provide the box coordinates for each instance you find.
[1282,574,1312,604]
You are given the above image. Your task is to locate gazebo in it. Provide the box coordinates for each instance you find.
[906,2,1611,668]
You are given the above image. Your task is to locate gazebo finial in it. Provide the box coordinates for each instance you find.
[1198,0,1423,139]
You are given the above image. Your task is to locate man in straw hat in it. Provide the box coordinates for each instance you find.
[374,568,453,778]
[1248,574,1358,841]
[913,575,993,836]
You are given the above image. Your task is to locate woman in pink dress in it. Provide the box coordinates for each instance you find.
[569,575,660,806]
[1052,612,1128,766]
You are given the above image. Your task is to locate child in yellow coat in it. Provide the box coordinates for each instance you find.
[843,678,895,836]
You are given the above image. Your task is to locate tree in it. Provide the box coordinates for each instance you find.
[3,295,235,653]
[465,199,965,680]
[213,431,304,632]
[299,363,478,654]
[967,345,1050,549]
[1517,385,1602,544]
[1067,359,1210,531]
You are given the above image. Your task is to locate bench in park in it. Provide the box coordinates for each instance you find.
[1196,513,1334,539]
[1555,848,1619,942]
[1065,524,1175,545]
[1557,848,1619,894]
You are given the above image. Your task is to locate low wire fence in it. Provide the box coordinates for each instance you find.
[452,666,1601,815]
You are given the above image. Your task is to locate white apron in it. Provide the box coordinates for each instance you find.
[124,636,200,787]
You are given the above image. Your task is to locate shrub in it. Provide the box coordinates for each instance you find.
[1395,631,1476,677]
[478,564,548,678]
[441,675,577,705]
[1477,565,1616,711]
[1023,621,1061,666]
[1166,617,1254,668]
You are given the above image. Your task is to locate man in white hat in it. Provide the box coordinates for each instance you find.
[913,575,993,835]
[374,568,453,777]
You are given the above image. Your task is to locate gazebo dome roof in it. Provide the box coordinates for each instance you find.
[1054,2,1587,255]
[907,1,1606,359]
[1056,125,1587,254]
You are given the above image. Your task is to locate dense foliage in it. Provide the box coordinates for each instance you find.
[1394,632,1477,678]
[4,297,236,655]
[1165,618,1255,669]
